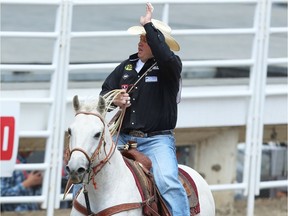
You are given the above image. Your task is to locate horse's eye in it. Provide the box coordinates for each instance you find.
[94,132,101,139]
[67,128,71,136]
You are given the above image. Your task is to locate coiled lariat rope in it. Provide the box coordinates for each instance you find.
[102,62,157,137]
[102,89,127,136]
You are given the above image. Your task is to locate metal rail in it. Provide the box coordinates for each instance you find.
[0,0,287,215]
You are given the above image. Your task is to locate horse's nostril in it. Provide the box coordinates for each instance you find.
[78,167,86,174]
[66,166,71,174]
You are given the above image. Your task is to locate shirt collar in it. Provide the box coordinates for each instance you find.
[129,53,156,64]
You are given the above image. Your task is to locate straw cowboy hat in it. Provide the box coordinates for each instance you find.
[128,19,180,51]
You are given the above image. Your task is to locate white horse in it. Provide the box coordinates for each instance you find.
[65,95,215,216]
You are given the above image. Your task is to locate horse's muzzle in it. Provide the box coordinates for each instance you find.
[66,164,87,184]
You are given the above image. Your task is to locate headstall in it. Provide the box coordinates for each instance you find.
[66,111,116,186]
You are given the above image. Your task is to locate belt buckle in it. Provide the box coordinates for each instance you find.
[129,130,145,138]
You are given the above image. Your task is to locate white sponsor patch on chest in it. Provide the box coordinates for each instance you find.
[145,76,158,82]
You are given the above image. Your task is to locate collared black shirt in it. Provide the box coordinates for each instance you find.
[100,22,182,133]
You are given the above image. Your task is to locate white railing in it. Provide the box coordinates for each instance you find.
[1,1,64,214]
[0,0,287,216]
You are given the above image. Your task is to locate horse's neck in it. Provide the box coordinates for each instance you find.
[75,148,142,215]
[100,149,121,178]
[87,148,132,195]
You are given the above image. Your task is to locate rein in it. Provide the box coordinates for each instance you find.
[65,111,117,215]
[67,111,117,215]
[72,111,116,181]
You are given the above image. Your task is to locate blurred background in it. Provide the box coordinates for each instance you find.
[1,1,287,216]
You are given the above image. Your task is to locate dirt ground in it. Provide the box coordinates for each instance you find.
[216,197,287,216]
[1,197,287,216]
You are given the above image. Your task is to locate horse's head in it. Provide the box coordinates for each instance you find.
[65,95,113,184]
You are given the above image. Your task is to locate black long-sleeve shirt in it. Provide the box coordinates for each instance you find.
[100,22,182,133]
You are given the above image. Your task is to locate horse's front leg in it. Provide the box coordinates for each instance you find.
[70,207,83,216]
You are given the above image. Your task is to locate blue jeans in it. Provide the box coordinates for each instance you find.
[117,132,190,216]
[72,184,82,198]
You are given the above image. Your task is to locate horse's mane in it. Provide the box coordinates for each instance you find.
[74,90,126,136]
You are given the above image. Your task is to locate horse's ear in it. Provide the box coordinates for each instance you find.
[73,95,80,112]
[97,96,106,115]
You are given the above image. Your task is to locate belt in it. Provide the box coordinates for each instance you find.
[124,130,173,138]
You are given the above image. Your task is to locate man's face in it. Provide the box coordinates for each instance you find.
[137,35,153,62]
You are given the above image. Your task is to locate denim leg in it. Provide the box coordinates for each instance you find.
[117,134,190,216]
[72,184,82,198]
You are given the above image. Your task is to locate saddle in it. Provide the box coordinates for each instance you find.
[121,147,200,216]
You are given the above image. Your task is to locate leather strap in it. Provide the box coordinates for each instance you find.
[95,203,142,216]
[73,198,143,216]
[73,198,90,215]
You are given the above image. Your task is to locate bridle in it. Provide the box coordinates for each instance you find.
[66,111,116,187]
[66,110,158,216]
[66,111,118,215]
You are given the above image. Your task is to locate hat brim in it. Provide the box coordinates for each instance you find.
[128,25,180,52]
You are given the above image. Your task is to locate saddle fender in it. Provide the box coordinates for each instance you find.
[122,148,200,216]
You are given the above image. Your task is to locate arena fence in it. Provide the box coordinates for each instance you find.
[0,0,287,216]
